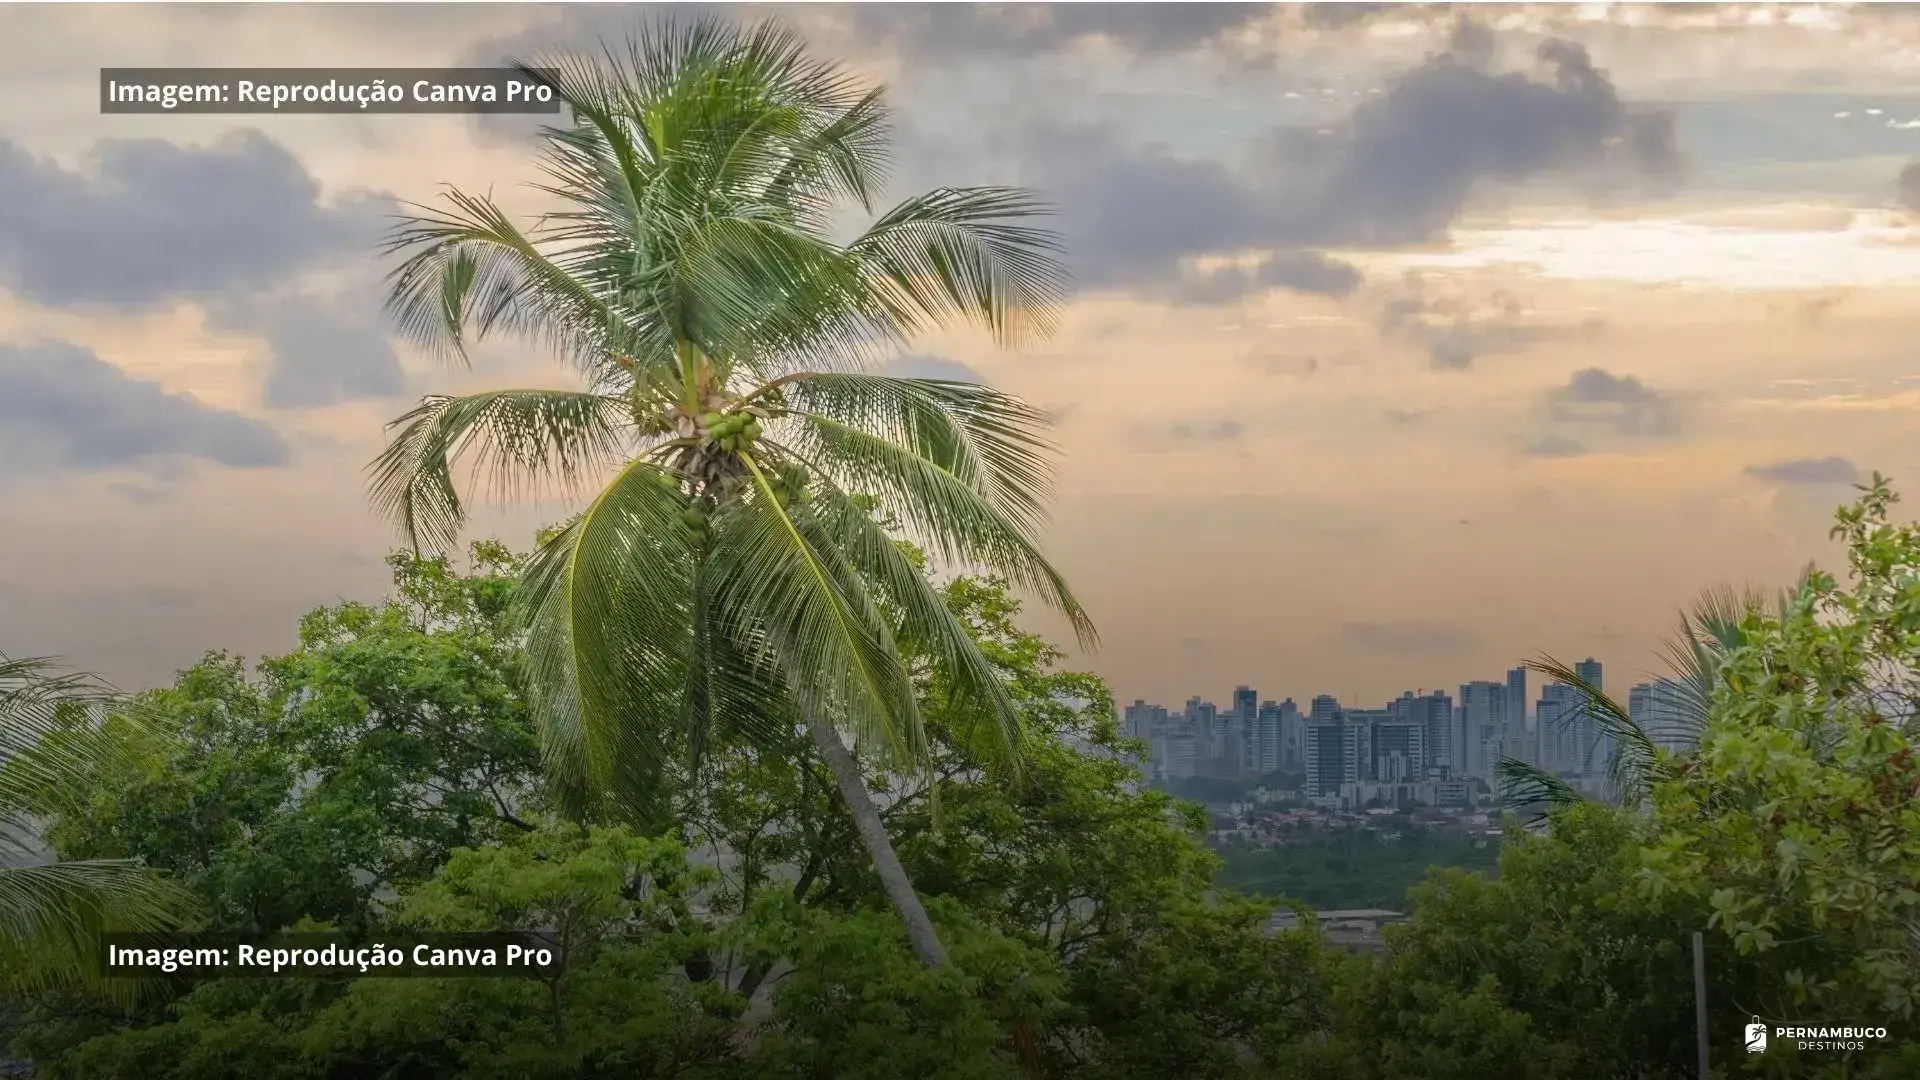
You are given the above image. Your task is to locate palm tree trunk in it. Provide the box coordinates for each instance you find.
[804,712,950,968]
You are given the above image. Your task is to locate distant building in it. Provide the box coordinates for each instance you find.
[1304,705,1348,799]
[1536,681,1584,774]
[1390,690,1453,778]
[1278,697,1304,770]
[1629,678,1694,754]
[1268,908,1408,953]
[1457,680,1507,779]
[1505,666,1530,765]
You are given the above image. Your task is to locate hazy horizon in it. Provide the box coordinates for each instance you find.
[3,3,1917,706]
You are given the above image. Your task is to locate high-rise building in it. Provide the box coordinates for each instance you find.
[1253,700,1286,775]
[1232,686,1259,774]
[1305,714,1349,799]
[1184,696,1216,764]
[1571,659,1612,770]
[1122,700,1155,741]
[1163,728,1198,779]
[1629,678,1694,754]
[1344,707,1387,784]
[1277,697,1304,771]
[1389,690,1453,777]
[1457,681,1507,779]
[1370,720,1428,782]
[1536,682,1582,774]
[1505,666,1530,764]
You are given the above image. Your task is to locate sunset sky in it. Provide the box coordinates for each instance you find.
[5,2,1920,708]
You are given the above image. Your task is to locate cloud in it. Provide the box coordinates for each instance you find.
[0,342,290,472]
[472,4,1277,71]
[1900,161,1920,213]
[1547,368,1683,436]
[1169,252,1363,304]
[876,354,987,383]
[1011,29,1677,303]
[1521,433,1588,458]
[1374,278,1601,370]
[823,3,1277,61]
[1744,455,1862,485]
[0,131,390,308]
[1136,417,1246,449]
[1338,620,1484,655]
[205,292,405,410]
[1243,352,1323,378]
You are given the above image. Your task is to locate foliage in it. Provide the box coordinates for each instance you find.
[0,655,195,994]
[35,826,740,1080]
[368,16,1087,826]
[1641,476,1920,1043]
[1316,803,1783,1079]
[39,548,541,937]
[1216,827,1501,910]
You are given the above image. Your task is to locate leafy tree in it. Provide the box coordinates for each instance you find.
[0,655,193,992]
[1639,477,1920,1071]
[41,548,542,937]
[692,574,1333,1077]
[367,17,1091,970]
[40,826,740,1080]
[1317,803,1778,1080]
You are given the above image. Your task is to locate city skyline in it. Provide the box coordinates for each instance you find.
[1123,655,1699,809]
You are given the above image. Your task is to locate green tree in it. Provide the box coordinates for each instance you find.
[0,656,192,992]
[1639,476,1920,1071]
[42,548,543,937]
[367,18,1091,970]
[1318,803,1777,1080]
[694,575,1333,1077]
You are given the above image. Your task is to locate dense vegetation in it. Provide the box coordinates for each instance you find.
[4,480,1919,1078]
[1216,828,1502,911]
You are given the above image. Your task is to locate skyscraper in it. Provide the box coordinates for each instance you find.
[1389,690,1452,778]
[1629,678,1692,754]
[1305,713,1348,799]
[1370,719,1428,782]
[1277,697,1304,771]
[1253,700,1285,775]
[1457,681,1507,779]
[1185,696,1216,765]
[1571,659,1608,771]
[1233,686,1259,775]
[1536,681,1582,774]
[1505,666,1530,764]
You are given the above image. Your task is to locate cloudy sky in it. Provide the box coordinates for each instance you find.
[6,2,1920,710]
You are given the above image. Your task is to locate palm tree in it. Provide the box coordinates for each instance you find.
[368,19,1092,969]
[0,655,192,990]
[1497,581,1805,821]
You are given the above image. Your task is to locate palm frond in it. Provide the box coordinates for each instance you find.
[780,374,1095,647]
[517,460,695,824]
[368,389,635,555]
[382,189,649,377]
[1526,654,1663,809]
[707,456,924,766]
[0,657,196,996]
[804,481,1028,769]
[1494,755,1582,828]
[0,862,195,995]
[851,186,1070,348]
